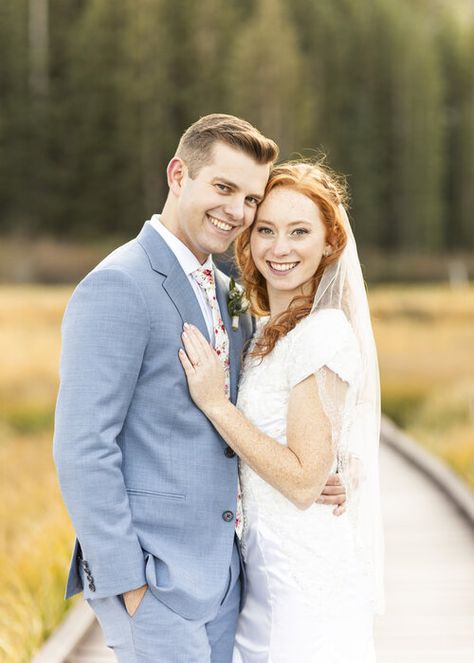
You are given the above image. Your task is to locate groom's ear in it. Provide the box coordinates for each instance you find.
[167,157,187,196]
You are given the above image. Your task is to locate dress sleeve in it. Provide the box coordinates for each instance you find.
[288,309,361,389]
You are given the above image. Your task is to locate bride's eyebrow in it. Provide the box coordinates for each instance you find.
[256,219,312,226]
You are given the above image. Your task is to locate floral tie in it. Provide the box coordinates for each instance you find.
[191,266,243,539]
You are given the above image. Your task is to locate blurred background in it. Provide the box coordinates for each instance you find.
[0,0,473,661]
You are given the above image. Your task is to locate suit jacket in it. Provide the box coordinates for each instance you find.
[53,221,253,620]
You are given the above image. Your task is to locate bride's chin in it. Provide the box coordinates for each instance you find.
[267,280,300,294]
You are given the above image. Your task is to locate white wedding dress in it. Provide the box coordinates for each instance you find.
[233,309,376,663]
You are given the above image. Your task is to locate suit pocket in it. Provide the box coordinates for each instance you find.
[121,587,149,620]
[126,488,185,501]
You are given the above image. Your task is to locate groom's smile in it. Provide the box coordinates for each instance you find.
[206,213,236,233]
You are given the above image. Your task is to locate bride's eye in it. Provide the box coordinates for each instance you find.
[257,227,273,235]
[292,228,309,236]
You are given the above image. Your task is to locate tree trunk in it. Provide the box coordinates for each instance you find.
[29,0,49,97]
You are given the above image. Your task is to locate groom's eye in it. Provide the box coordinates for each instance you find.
[215,183,230,193]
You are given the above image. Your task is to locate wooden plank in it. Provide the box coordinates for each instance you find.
[31,602,96,663]
[66,621,115,663]
[375,444,474,662]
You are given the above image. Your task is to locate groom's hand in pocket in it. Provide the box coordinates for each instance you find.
[122,584,148,616]
[316,474,346,516]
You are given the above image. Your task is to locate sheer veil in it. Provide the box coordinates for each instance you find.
[312,205,384,614]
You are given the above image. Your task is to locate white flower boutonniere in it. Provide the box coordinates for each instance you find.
[227,277,249,331]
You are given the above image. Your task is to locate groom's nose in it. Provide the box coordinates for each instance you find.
[224,196,245,223]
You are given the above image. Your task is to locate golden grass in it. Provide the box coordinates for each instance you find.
[0,432,75,663]
[370,284,474,489]
[0,283,472,659]
[0,286,75,662]
[0,286,70,417]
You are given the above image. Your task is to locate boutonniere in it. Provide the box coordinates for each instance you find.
[227,277,249,331]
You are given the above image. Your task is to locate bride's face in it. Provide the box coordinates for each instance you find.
[250,186,329,298]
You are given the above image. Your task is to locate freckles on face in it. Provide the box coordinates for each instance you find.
[250,187,327,292]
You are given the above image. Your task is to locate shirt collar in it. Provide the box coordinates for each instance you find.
[149,214,213,275]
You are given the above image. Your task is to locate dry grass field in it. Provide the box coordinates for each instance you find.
[0,286,75,663]
[0,283,473,661]
[370,284,474,489]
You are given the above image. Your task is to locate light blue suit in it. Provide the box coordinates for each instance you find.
[53,221,253,660]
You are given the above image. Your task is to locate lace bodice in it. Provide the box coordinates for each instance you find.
[236,309,369,607]
[237,308,361,465]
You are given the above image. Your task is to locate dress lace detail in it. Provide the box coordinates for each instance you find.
[234,310,375,662]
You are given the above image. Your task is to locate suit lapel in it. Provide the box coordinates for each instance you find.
[138,222,241,396]
[162,263,210,342]
[137,222,210,342]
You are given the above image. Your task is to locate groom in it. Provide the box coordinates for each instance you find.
[54,114,346,662]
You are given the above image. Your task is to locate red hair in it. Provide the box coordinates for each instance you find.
[235,160,348,359]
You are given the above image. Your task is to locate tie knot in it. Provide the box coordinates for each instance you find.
[192,266,215,291]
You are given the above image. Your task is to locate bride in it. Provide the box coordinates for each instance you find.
[179,160,383,662]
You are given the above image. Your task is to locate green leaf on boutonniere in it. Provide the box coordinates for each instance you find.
[227,277,249,330]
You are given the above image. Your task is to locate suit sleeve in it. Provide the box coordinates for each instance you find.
[53,267,149,599]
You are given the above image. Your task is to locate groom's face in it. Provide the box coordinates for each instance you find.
[171,142,270,262]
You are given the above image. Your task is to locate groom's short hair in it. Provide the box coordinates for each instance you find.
[176,114,279,178]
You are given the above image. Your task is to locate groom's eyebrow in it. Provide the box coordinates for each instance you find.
[212,176,238,189]
[213,177,264,202]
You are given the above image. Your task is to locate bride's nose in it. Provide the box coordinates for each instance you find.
[270,236,292,257]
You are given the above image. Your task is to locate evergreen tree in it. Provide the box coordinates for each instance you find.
[0,0,33,232]
[227,0,312,157]
[56,0,134,237]
[379,0,444,250]
[0,0,471,252]
[288,0,383,246]
[439,14,474,248]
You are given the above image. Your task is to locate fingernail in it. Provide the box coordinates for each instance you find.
[184,322,190,329]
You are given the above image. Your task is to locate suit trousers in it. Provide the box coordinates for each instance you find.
[86,540,241,663]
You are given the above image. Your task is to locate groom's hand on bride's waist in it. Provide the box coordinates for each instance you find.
[316,474,346,516]
[122,583,148,616]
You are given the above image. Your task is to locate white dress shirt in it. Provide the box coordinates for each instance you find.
[148,214,215,340]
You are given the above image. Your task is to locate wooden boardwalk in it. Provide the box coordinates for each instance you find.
[41,440,474,662]
[374,444,474,662]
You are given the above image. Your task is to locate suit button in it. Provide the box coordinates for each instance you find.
[224,447,236,458]
[89,583,96,592]
[222,510,234,522]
